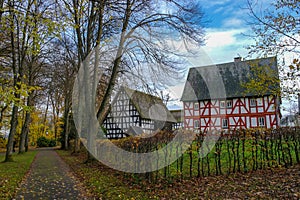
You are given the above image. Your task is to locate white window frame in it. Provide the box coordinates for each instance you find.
[222,118,228,129]
[226,100,233,108]
[250,98,257,107]
[194,102,199,110]
[194,120,200,128]
[220,100,225,108]
[258,117,265,127]
[257,98,263,106]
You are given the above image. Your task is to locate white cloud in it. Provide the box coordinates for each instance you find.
[205,29,238,48]
[222,18,244,28]
[200,28,254,64]
[164,28,254,66]
[202,0,232,8]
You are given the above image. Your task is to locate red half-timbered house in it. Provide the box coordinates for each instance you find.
[102,87,176,139]
[181,57,281,132]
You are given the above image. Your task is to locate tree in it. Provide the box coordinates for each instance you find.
[246,0,300,96]
[64,0,206,161]
[45,35,78,151]
[241,57,281,97]
[1,0,60,161]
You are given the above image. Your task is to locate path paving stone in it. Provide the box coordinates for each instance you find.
[14,148,89,200]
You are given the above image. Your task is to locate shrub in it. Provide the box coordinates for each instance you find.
[37,137,56,147]
[48,139,56,147]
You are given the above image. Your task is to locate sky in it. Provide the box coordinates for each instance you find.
[166,0,296,116]
[199,0,252,63]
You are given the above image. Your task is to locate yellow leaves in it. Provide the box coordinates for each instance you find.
[289,59,300,72]
[1,77,40,111]
[241,59,281,97]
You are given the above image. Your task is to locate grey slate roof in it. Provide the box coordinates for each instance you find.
[181,57,279,101]
[118,87,177,123]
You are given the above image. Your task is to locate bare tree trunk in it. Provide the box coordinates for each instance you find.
[96,0,132,124]
[5,105,18,162]
[43,96,49,135]
[19,94,33,153]
[19,111,30,153]
[50,92,60,140]
[0,0,4,22]
[25,130,29,152]
[63,96,70,150]
[5,1,20,162]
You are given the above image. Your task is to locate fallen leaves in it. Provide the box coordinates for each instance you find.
[58,149,300,199]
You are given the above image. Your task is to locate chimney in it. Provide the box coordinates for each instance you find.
[234,57,242,62]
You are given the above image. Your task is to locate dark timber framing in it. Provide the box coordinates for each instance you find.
[102,87,176,139]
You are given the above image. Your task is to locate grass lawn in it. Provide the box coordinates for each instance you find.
[154,138,300,178]
[0,151,37,199]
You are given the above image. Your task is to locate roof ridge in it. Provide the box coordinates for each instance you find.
[189,56,277,69]
[123,86,162,100]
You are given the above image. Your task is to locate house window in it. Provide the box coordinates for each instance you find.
[194,102,199,110]
[222,118,228,129]
[227,100,233,108]
[220,101,225,108]
[250,98,256,107]
[194,120,200,128]
[258,117,265,127]
[257,98,263,106]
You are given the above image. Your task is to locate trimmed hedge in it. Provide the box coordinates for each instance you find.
[95,127,300,182]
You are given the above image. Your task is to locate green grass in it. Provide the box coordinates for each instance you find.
[0,151,37,199]
[155,138,300,179]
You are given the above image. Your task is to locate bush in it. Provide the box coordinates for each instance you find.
[37,137,56,147]
[48,139,56,147]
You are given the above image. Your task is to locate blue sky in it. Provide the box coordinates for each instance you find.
[168,0,259,107]
[166,0,296,115]
[200,0,257,64]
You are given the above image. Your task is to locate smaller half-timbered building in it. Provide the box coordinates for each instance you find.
[102,87,176,139]
[170,110,184,130]
[181,57,281,132]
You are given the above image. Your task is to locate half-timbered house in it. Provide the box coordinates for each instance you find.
[181,57,281,132]
[170,110,183,130]
[102,87,176,139]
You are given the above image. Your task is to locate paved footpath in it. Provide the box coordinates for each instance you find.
[14,148,89,200]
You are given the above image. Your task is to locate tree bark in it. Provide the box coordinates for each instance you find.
[43,96,49,135]
[0,0,4,22]
[19,93,33,153]
[5,105,18,162]
[96,0,132,123]
[63,96,70,150]
[19,111,30,153]
[25,130,29,152]
[5,1,20,162]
